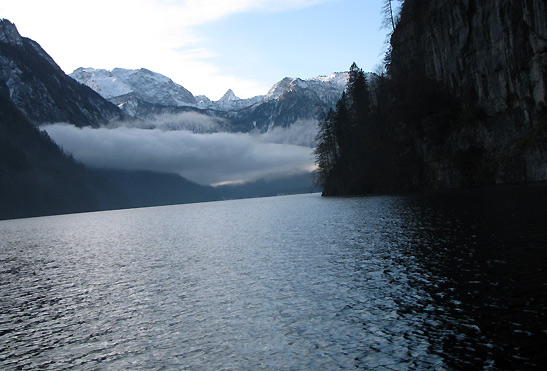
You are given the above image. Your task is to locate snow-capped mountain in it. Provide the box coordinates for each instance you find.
[70,67,350,133]
[203,89,264,111]
[264,73,348,103]
[225,72,349,132]
[214,73,349,132]
[71,67,197,108]
[71,67,347,113]
[221,89,239,101]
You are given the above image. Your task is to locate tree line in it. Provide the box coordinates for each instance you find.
[314,53,478,196]
[314,63,401,195]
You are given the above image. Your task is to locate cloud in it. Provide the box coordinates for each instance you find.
[159,0,333,26]
[255,119,318,147]
[111,111,227,133]
[42,123,315,185]
[110,111,320,142]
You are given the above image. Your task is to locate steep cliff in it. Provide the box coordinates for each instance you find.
[389,0,547,186]
[0,19,125,127]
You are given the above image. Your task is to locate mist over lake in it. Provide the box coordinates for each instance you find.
[2,0,547,369]
[2,186,546,369]
[42,121,317,186]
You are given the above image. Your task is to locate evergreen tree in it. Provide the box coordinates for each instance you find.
[347,63,372,149]
[332,91,351,159]
[381,0,403,34]
[314,62,390,195]
[347,63,370,120]
[314,112,332,186]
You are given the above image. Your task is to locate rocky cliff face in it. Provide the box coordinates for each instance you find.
[0,19,125,127]
[390,0,547,185]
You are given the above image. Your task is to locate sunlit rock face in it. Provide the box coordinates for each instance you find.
[390,0,547,185]
[71,67,197,107]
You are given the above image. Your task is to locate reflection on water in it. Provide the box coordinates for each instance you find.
[1,185,546,369]
[394,186,547,369]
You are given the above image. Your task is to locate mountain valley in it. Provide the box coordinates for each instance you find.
[0,18,330,219]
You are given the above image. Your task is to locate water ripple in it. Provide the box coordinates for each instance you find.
[1,187,546,369]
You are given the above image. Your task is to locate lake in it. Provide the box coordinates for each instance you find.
[1,185,546,369]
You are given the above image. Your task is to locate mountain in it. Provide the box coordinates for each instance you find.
[93,169,221,208]
[70,67,348,133]
[227,73,349,132]
[0,19,225,219]
[0,85,128,220]
[0,19,125,127]
[205,88,264,112]
[71,67,197,109]
[265,73,348,103]
[0,79,224,220]
[0,18,328,220]
[220,88,239,101]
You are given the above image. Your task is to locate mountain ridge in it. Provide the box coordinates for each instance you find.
[0,19,125,127]
[71,67,197,107]
[0,18,227,220]
[70,67,348,112]
[0,18,321,219]
[70,67,349,133]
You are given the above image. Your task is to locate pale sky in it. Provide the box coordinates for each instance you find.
[1,0,391,100]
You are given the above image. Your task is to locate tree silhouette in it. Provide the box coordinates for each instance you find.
[381,0,403,34]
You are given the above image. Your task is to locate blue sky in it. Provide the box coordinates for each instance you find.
[1,0,392,99]
[194,0,389,85]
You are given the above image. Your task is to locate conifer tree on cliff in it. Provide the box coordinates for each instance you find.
[382,0,402,34]
[315,63,376,195]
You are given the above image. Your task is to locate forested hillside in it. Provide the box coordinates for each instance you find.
[0,89,128,219]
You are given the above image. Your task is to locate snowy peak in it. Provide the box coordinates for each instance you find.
[265,77,293,101]
[70,67,196,106]
[220,89,240,101]
[71,68,132,98]
[310,72,349,87]
[0,19,23,46]
[265,73,348,102]
[70,65,348,118]
[209,89,264,111]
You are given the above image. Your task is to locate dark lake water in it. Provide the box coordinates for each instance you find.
[1,185,546,369]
